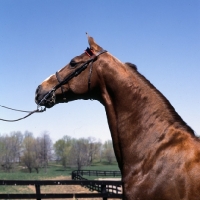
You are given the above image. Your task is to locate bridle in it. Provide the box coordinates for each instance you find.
[37,48,107,106]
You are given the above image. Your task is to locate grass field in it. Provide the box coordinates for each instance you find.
[0,160,120,180]
[0,161,121,198]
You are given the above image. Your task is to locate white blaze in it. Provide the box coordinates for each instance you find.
[44,74,54,81]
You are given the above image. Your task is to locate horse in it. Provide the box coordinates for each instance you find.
[35,34,200,200]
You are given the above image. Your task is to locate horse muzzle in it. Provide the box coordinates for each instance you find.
[35,85,56,108]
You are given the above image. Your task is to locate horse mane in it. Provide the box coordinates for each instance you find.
[125,62,195,136]
[125,62,137,71]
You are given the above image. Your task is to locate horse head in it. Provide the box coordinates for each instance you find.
[35,34,107,108]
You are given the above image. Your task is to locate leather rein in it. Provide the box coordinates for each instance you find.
[0,48,107,122]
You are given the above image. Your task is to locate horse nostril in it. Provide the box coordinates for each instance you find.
[36,85,41,94]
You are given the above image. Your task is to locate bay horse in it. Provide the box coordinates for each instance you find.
[35,34,200,200]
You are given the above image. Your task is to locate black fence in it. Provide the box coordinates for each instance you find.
[0,176,122,199]
[72,170,122,196]
[72,170,121,179]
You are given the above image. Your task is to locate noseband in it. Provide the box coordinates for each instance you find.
[37,48,107,106]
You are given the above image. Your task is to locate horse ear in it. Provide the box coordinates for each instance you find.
[86,32,103,52]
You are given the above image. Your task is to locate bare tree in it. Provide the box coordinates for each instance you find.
[21,131,53,174]
[33,137,41,173]
[69,138,89,170]
[39,132,52,173]
[87,137,102,165]
[0,132,23,172]
[10,131,23,163]
[54,136,103,169]
[0,136,14,172]
[21,132,36,173]
[102,140,116,164]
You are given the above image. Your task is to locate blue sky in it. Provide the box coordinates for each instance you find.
[0,0,199,142]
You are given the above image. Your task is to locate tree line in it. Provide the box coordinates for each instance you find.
[0,131,116,173]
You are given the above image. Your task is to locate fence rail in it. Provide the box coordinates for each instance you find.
[72,170,122,195]
[72,170,121,179]
[0,179,123,199]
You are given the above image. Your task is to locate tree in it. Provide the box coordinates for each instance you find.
[54,135,72,169]
[21,132,36,173]
[69,138,89,170]
[10,131,23,163]
[0,136,14,172]
[0,132,23,172]
[20,131,53,174]
[87,137,102,165]
[102,140,116,164]
[38,132,52,173]
[33,137,41,173]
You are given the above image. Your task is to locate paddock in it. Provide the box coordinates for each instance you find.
[0,170,122,200]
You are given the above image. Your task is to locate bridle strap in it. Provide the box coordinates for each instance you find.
[57,49,107,89]
[86,49,106,94]
[38,49,107,106]
[56,72,67,101]
[88,60,93,93]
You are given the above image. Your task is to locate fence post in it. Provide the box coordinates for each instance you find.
[72,171,75,179]
[101,184,107,200]
[35,184,41,200]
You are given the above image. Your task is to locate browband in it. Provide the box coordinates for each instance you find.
[85,47,95,57]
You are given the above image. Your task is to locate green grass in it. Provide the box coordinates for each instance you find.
[85,161,119,171]
[0,161,120,180]
[0,164,72,180]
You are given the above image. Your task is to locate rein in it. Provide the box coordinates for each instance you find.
[0,105,46,122]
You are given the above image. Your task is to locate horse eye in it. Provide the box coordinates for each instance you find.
[70,60,77,68]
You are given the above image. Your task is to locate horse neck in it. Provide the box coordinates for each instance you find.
[97,57,194,168]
